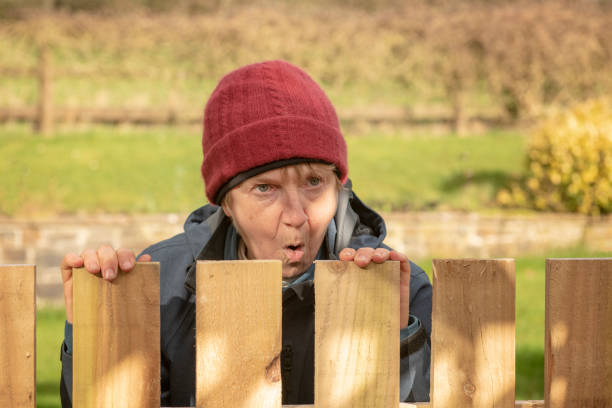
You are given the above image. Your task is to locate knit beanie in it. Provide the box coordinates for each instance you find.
[201,60,348,205]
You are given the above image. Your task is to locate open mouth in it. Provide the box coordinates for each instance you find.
[284,243,305,262]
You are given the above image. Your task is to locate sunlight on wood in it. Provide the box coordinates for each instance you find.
[195,332,228,393]
[432,259,515,408]
[545,258,612,408]
[196,261,282,408]
[314,261,400,408]
[92,351,154,407]
[0,265,35,408]
[73,262,160,408]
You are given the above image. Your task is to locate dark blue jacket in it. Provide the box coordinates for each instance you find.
[60,183,432,406]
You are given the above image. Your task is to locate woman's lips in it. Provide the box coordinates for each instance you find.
[284,245,305,262]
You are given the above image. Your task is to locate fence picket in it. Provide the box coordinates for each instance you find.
[73,262,160,407]
[431,259,516,408]
[314,260,400,407]
[196,260,282,408]
[0,265,36,407]
[545,258,612,408]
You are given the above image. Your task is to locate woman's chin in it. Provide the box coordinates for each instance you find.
[281,263,308,280]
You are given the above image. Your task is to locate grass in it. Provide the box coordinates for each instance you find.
[347,129,525,212]
[35,247,611,406]
[0,124,526,216]
[37,307,65,408]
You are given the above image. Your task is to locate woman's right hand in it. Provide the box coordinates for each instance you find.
[60,245,152,323]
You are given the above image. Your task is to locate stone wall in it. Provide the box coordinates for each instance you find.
[1,212,610,304]
[384,212,611,258]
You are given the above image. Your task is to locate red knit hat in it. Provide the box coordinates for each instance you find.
[201,60,348,204]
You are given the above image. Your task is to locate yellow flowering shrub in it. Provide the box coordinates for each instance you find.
[498,99,612,215]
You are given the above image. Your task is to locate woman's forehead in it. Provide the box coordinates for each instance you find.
[253,163,334,180]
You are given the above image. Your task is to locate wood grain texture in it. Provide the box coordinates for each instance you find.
[432,259,515,408]
[196,260,282,408]
[405,401,544,408]
[0,265,36,408]
[170,401,544,408]
[545,258,612,408]
[73,262,160,408]
[314,261,400,408]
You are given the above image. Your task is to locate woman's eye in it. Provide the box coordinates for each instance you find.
[308,177,321,187]
[256,184,270,193]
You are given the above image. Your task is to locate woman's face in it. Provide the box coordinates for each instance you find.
[222,163,339,278]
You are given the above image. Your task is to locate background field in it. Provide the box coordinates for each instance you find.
[0,124,525,216]
[1,1,612,132]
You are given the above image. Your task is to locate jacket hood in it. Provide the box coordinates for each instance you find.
[183,203,220,230]
[331,179,387,253]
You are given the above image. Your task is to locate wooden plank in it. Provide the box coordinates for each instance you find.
[403,402,543,408]
[432,259,515,408]
[283,404,420,408]
[0,265,36,408]
[173,401,545,408]
[196,260,282,408]
[514,401,545,408]
[405,402,542,408]
[73,262,160,408]
[545,258,612,408]
[314,260,400,408]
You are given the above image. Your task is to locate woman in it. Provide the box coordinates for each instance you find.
[59,60,432,406]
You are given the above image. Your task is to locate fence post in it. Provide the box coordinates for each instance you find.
[545,258,612,408]
[196,260,282,408]
[73,262,160,407]
[0,265,36,408]
[431,259,516,408]
[36,43,53,136]
[314,261,400,407]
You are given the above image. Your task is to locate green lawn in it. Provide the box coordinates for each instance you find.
[36,247,611,406]
[37,307,65,408]
[0,124,525,216]
[347,129,525,212]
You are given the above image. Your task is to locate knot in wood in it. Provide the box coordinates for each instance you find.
[330,261,348,275]
[265,354,281,383]
[463,381,476,396]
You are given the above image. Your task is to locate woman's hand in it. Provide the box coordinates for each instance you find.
[60,245,152,323]
[338,247,411,328]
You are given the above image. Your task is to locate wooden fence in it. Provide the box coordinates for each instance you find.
[1,258,610,407]
[0,46,509,136]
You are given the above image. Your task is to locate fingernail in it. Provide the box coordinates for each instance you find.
[121,261,131,270]
[356,255,366,263]
[105,269,115,280]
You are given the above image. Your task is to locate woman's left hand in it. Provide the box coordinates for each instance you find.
[338,247,410,328]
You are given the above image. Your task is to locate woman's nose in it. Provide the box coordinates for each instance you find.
[281,190,308,227]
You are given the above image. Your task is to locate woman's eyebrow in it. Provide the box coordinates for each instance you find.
[249,174,282,184]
